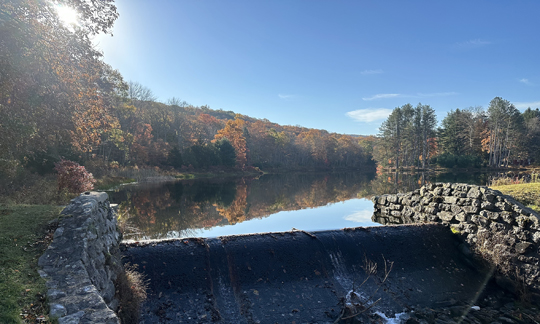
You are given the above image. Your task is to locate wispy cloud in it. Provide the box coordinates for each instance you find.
[344,210,373,222]
[362,93,400,101]
[362,92,457,101]
[278,94,295,99]
[514,101,540,110]
[346,108,393,123]
[360,69,383,75]
[457,39,491,47]
[520,78,533,86]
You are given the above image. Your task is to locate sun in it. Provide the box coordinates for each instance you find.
[56,4,80,27]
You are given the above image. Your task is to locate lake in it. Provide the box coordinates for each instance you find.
[108,171,496,241]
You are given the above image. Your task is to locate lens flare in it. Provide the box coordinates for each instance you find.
[56,4,79,27]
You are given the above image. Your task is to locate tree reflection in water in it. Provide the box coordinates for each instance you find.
[109,171,495,240]
[109,172,376,240]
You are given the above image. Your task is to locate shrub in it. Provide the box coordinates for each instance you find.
[54,159,96,194]
[115,263,149,324]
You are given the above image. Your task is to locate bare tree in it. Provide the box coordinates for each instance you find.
[128,81,157,102]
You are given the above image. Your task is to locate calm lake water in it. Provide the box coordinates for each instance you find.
[108,171,496,241]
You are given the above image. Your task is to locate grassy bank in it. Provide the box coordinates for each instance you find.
[174,169,263,180]
[490,183,540,213]
[0,205,62,323]
[94,176,136,190]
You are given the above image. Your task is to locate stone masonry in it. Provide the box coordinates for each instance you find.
[38,192,122,323]
[372,183,540,298]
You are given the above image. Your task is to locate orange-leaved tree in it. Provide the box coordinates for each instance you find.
[213,116,248,169]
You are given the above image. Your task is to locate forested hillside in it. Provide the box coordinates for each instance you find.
[0,0,374,201]
[82,90,375,172]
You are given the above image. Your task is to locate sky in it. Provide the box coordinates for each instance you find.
[93,0,540,136]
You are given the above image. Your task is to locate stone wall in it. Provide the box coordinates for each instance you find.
[38,192,122,323]
[372,183,540,296]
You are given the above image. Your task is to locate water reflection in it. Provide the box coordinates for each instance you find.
[108,170,497,241]
[109,172,377,241]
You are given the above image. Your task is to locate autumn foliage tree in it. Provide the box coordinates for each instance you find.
[54,159,95,193]
[0,0,121,171]
[213,117,248,169]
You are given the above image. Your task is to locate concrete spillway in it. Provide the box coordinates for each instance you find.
[122,224,493,323]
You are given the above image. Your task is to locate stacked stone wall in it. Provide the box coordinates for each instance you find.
[38,192,122,323]
[373,183,540,296]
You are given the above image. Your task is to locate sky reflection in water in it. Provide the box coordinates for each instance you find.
[172,198,377,239]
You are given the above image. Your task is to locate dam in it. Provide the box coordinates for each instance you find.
[122,224,495,323]
[40,182,540,323]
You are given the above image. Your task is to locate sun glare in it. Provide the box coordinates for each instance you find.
[56,4,80,27]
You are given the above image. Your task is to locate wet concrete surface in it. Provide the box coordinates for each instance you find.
[121,224,496,323]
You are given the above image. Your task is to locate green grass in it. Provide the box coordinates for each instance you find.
[173,170,263,180]
[0,205,62,323]
[95,176,136,190]
[490,183,540,213]
[174,173,197,179]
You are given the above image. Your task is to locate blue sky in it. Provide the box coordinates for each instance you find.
[93,0,540,135]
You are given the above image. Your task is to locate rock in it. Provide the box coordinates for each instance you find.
[450,204,462,214]
[439,212,455,222]
[495,202,512,211]
[463,206,480,214]
[471,215,488,227]
[50,303,67,318]
[455,212,469,222]
[444,196,458,204]
[467,188,482,199]
[58,311,85,324]
[47,289,67,300]
[484,193,496,202]
[515,242,532,254]
[481,201,495,211]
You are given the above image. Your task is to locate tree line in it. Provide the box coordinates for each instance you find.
[0,0,374,184]
[375,98,540,169]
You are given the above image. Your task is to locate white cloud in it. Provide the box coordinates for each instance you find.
[520,78,533,86]
[278,94,295,99]
[514,101,540,110]
[457,39,491,47]
[360,69,383,75]
[346,108,393,123]
[344,210,373,222]
[362,93,400,101]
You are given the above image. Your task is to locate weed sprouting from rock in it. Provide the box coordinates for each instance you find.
[115,263,149,324]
